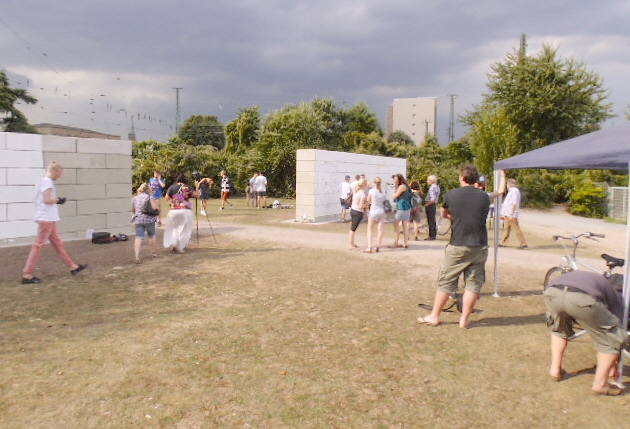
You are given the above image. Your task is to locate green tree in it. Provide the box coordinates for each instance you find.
[177,115,225,149]
[1,70,38,133]
[224,106,261,154]
[464,38,613,160]
[387,130,415,146]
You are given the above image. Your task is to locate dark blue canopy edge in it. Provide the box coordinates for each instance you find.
[494,122,630,171]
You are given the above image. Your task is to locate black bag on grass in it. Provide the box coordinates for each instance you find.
[91,232,113,244]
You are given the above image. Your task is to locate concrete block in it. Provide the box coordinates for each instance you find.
[0,150,44,168]
[0,203,6,221]
[107,183,133,199]
[106,154,132,169]
[57,184,106,200]
[76,168,108,185]
[78,138,131,155]
[0,133,6,149]
[42,136,77,152]
[6,132,42,150]
[59,214,107,233]
[0,219,37,239]
[44,152,106,169]
[7,168,46,185]
[0,185,36,204]
[76,197,129,216]
[7,202,35,221]
[0,168,5,186]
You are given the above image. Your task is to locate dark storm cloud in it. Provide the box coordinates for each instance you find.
[2,0,629,142]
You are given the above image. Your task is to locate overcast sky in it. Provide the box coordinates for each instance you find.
[2,0,630,143]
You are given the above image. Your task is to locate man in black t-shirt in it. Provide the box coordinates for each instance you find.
[418,164,490,329]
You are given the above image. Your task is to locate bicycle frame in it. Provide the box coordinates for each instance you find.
[554,234,604,275]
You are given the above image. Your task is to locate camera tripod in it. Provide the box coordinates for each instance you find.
[194,197,217,244]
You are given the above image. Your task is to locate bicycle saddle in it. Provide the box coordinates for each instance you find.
[601,253,625,269]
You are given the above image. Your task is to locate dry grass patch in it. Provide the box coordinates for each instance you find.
[1,201,629,428]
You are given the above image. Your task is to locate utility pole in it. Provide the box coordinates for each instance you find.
[173,87,183,134]
[448,94,457,143]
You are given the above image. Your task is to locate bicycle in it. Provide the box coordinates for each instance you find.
[542,231,624,291]
[543,231,626,350]
[417,215,451,237]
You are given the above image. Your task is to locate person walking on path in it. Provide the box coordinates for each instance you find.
[131,183,158,264]
[348,178,367,250]
[425,175,440,240]
[219,170,234,210]
[543,270,626,396]
[339,175,352,222]
[21,161,88,284]
[364,177,387,252]
[500,178,528,249]
[418,164,490,329]
[389,174,412,249]
[149,171,166,226]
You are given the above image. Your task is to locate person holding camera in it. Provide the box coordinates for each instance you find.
[21,161,88,284]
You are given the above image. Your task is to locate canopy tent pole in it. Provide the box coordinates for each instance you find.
[492,169,502,297]
[616,161,630,388]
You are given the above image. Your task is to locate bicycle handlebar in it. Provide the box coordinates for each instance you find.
[552,231,605,242]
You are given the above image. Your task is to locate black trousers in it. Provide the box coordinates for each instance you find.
[426,204,437,239]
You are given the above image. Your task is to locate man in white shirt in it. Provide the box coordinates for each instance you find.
[500,178,528,249]
[255,171,268,209]
[339,175,352,222]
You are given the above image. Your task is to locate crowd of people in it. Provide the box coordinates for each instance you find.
[340,172,445,251]
[19,162,628,396]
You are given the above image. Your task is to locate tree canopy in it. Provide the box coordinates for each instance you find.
[0,69,38,133]
[176,115,225,149]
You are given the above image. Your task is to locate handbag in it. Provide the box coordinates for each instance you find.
[141,197,159,216]
[383,199,392,213]
[344,193,353,206]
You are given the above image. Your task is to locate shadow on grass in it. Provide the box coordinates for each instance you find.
[479,289,543,297]
[475,313,547,327]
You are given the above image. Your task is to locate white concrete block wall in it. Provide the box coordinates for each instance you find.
[296,149,406,223]
[0,132,133,246]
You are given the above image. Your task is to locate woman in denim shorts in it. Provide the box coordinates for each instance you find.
[132,183,158,263]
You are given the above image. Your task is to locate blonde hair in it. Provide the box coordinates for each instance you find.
[137,183,151,195]
[354,178,367,193]
[373,177,382,192]
[47,161,63,173]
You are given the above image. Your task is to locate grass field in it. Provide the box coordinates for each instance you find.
[1,199,628,428]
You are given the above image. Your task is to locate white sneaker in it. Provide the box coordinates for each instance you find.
[229,204,234,209]
[200,210,206,216]
[219,207,224,211]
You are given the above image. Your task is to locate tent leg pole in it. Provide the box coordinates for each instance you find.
[492,169,501,298]
[616,162,630,388]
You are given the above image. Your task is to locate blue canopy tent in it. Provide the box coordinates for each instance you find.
[493,122,630,385]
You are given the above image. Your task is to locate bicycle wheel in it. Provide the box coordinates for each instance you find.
[437,216,451,236]
[543,266,571,291]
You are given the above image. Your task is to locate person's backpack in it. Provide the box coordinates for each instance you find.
[410,192,421,209]
[141,197,159,216]
[410,191,421,216]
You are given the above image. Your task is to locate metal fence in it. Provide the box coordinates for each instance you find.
[607,186,628,221]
